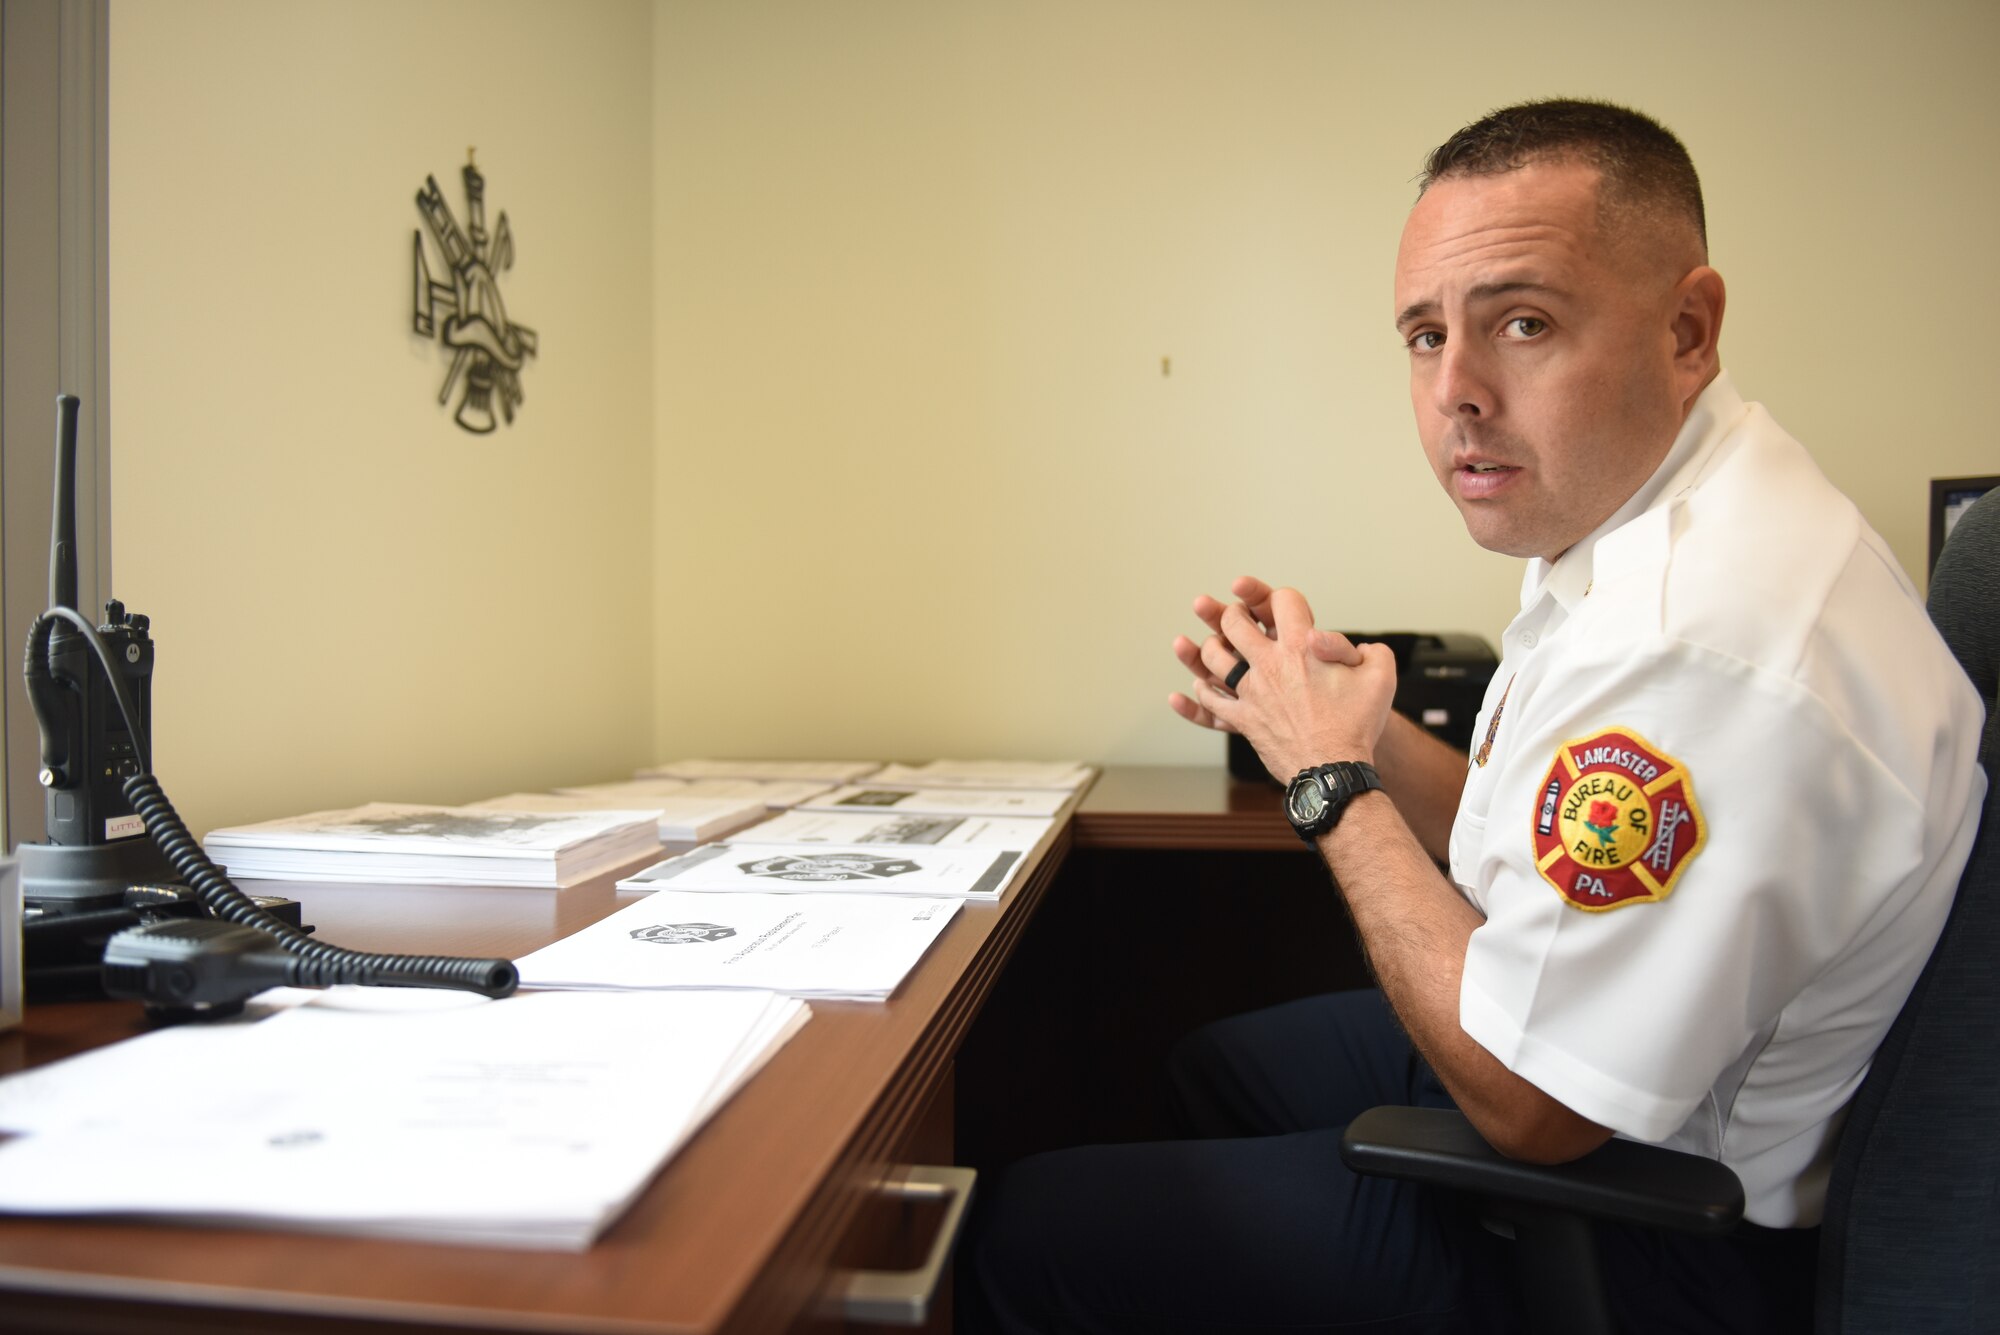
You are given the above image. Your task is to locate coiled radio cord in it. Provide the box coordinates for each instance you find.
[27,605,518,1002]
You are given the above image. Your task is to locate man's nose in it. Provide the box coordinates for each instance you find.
[1433,341,1495,420]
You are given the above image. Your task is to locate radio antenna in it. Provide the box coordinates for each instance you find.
[50,393,80,612]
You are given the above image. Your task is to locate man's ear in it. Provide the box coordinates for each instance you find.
[1670,266,1726,402]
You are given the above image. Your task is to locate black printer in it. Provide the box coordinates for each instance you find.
[1227,631,1500,784]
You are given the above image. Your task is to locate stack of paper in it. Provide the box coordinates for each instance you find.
[869,760,1094,790]
[515,889,960,1000]
[638,759,883,783]
[204,804,662,888]
[799,785,1071,818]
[727,808,1055,850]
[469,791,768,843]
[562,777,837,811]
[678,778,839,808]
[619,842,1025,900]
[0,987,808,1249]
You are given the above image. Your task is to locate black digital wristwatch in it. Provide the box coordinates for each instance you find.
[1283,761,1384,845]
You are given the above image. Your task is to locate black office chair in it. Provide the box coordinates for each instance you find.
[1342,489,2000,1335]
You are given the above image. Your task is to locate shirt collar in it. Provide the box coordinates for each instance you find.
[1519,370,1747,614]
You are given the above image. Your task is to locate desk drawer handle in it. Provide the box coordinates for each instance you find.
[829,1164,976,1326]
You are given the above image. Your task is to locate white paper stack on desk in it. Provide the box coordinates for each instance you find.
[0,987,808,1250]
[638,758,883,783]
[468,790,768,843]
[728,808,1056,850]
[867,759,1094,790]
[618,840,1026,901]
[202,804,662,888]
[798,784,1071,818]
[514,889,959,1001]
[562,776,840,810]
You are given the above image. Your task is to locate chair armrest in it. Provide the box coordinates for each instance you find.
[1340,1105,1744,1236]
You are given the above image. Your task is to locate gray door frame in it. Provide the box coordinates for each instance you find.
[2,0,112,851]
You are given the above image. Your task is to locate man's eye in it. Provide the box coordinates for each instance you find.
[1406,330,1444,352]
[1506,317,1547,338]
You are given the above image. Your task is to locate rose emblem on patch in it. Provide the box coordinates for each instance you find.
[1531,728,1704,911]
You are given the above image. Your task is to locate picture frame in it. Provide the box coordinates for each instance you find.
[1929,475,2000,575]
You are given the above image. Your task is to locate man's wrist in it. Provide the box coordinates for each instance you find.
[1283,761,1384,845]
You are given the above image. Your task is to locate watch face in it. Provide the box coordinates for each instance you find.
[1288,780,1328,825]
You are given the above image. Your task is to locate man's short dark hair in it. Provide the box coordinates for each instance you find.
[1419,98,1706,250]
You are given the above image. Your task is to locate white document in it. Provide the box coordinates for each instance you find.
[673,778,840,808]
[515,889,960,1000]
[202,804,661,888]
[799,785,1071,818]
[868,760,1094,791]
[620,842,1023,900]
[469,792,768,843]
[728,809,1055,852]
[638,759,883,783]
[0,988,807,1249]
[558,777,835,811]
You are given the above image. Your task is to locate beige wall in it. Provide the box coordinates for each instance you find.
[110,0,656,837]
[652,0,2000,772]
[104,1,2000,836]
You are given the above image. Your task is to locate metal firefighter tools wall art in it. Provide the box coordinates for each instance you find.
[412,150,538,434]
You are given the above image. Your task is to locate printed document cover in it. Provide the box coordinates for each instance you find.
[868,760,1094,790]
[799,786,1069,818]
[468,792,768,843]
[514,889,960,1000]
[725,810,1054,851]
[0,988,807,1249]
[203,804,660,888]
[620,842,1022,899]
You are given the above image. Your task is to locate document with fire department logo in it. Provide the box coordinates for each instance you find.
[513,889,960,1000]
[617,842,1026,900]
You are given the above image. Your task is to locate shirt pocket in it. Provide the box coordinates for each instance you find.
[1448,805,1488,903]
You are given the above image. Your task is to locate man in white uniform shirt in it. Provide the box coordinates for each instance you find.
[969,100,1984,1334]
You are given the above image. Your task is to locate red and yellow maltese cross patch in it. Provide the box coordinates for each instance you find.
[1531,728,1704,911]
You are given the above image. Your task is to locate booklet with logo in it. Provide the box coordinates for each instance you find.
[724,809,1055,851]
[202,804,661,888]
[0,987,807,1249]
[514,889,960,1001]
[867,760,1094,790]
[618,841,1024,900]
[468,791,768,843]
[797,785,1070,818]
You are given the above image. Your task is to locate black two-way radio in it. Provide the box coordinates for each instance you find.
[17,394,517,1016]
[16,395,178,908]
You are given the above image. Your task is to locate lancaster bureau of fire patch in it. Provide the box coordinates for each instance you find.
[1531,728,1704,911]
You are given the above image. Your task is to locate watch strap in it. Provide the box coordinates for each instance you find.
[1286,761,1383,844]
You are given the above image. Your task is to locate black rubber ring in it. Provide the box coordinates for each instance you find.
[1224,658,1251,690]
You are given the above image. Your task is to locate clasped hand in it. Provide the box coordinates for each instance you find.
[1168,576,1398,781]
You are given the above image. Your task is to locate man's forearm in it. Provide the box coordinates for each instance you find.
[1320,789,1610,1164]
[1370,711,1470,862]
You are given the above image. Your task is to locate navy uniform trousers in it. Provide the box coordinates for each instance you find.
[962,989,1817,1335]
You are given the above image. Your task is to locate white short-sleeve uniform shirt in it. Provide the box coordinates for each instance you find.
[1449,372,1986,1229]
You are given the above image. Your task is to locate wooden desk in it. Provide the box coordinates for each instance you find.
[956,766,1367,1161]
[1072,762,1295,851]
[0,803,1080,1335]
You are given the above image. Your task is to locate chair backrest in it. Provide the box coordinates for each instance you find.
[1815,490,2000,1333]
[1931,490,2000,770]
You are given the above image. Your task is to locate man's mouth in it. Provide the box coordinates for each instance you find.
[1455,461,1520,499]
